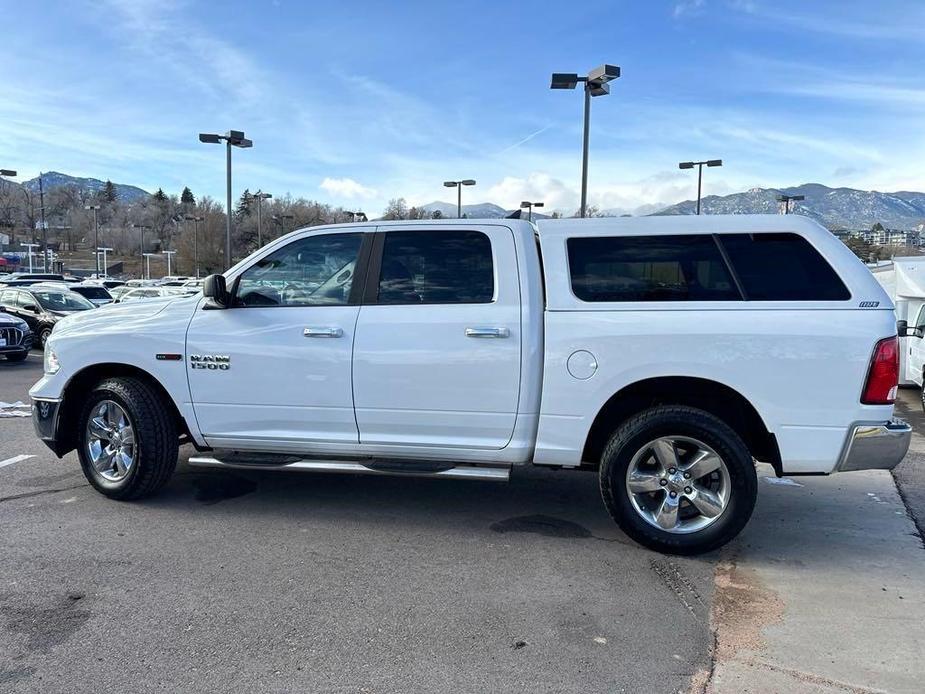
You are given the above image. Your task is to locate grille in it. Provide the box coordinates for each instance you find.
[0,327,24,347]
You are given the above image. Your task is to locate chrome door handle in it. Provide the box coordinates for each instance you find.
[465,327,510,338]
[304,327,343,338]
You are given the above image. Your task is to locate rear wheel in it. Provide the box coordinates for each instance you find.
[600,406,757,555]
[76,377,178,500]
[38,327,52,348]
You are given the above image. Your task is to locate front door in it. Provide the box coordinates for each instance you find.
[187,229,370,448]
[352,226,522,449]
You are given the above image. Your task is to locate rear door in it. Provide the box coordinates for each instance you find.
[352,226,522,449]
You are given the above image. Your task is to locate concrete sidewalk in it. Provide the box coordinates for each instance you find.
[699,466,924,694]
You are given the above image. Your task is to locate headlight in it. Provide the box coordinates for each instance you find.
[44,347,60,375]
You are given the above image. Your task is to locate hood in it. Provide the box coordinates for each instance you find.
[51,295,199,338]
[0,311,27,327]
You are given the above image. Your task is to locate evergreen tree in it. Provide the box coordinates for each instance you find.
[102,180,117,203]
[180,186,195,205]
[431,209,443,219]
[236,189,252,219]
[153,188,168,203]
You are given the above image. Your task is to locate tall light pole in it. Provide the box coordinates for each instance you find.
[20,242,39,273]
[85,204,101,274]
[443,179,476,218]
[132,223,152,278]
[38,172,48,271]
[251,190,272,248]
[777,194,805,215]
[184,215,203,278]
[520,200,545,222]
[551,65,620,218]
[162,250,176,276]
[679,159,723,215]
[199,130,253,270]
[96,247,113,277]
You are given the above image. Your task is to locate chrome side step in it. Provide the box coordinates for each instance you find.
[187,455,511,482]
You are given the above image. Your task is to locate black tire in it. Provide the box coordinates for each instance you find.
[5,351,28,362]
[39,328,52,348]
[76,377,178,500]
[599,406,757,555]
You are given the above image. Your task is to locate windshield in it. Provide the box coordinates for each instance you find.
[33,290,96,311]
[74,286,112,300]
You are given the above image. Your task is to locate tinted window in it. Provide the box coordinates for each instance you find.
[377,231,494,305]
[236,233,363,307]
[567,235,739,302]
[32,290,95,311]
[719,233,850,301]
[73,286,111,300]
[0,290,15,306]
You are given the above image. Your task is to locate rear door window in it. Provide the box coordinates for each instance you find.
[376,230,494,304]
[717,233,850,301]
[567,235,739,302]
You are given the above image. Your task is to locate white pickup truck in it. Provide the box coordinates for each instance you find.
[30,215,911,554]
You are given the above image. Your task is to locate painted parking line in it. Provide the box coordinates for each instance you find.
[0,454,36,469]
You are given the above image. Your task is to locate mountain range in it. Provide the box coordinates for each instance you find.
[3,172,925,230]
[14,171,150,203]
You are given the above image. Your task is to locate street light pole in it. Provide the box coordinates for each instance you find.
[443,179,476,218]
[777,194,805,214]
[142,253,156,280]
[85,204,101,274]
[252,191,272,248]
[199,130,253,271]
[132,224,152,278]
[551,65,620,218]
[38,173,48,271]
[184,215,203,278]
[679,160,723,215]
[520,200,545,222]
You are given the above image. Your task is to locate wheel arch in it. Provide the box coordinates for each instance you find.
[54,362,191,457]
[581,376,781,475]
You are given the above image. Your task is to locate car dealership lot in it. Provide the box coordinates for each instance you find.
[2,354,924,693]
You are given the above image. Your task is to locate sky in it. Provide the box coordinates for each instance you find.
[2,0,924,215]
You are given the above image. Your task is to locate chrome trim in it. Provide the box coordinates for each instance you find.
[836,418,912,472]
[465,327,510,338]
[188,456,511,481]
[303,327,343,338]
[0,326,24,346]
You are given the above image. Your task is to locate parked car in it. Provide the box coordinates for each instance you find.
[107,285,133,301]
[125,279,160,288]
[100,279,126,290]
[0,306,33,361]
[1,285,96,347]
[2,272,66,283]
[67,283,114,306]
[30,215,911,554]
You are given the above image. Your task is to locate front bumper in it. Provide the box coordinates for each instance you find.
[32,397,65,456]
[836,419,912,472]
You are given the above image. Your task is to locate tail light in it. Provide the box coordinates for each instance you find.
[861,336,899,405]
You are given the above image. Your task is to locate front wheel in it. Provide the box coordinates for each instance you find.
[599,406,757,555]
[76,377,178,500]
[38,327,52,348]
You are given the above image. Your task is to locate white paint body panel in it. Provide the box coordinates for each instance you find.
[871,259,925,387]
[352,225,522,449]
[31,214,898,477]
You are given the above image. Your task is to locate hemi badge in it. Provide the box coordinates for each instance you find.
[156,354,183,361]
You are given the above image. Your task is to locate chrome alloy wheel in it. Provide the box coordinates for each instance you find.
[625,436,731,534]
[86,400,136,482]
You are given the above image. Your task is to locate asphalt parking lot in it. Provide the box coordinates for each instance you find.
[2,353,924,693]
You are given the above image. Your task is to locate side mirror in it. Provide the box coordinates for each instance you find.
[898,320,923,338]
[23,303,39,313]
[202,274,230,309]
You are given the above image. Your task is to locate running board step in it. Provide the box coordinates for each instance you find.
[187,455,511,482]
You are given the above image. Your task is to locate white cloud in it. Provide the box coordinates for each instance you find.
[673,0,706,18]
[320,177,378,199]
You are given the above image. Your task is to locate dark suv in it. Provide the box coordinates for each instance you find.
[0,286,96,348]
[0,307,33,361]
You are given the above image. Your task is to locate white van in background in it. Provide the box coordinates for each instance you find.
[871,257,925,388]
